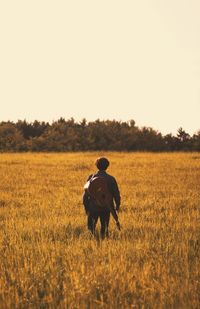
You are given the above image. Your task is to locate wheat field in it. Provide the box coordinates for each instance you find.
[0,152,199,308]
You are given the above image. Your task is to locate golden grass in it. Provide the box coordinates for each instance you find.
[0,152,199,308]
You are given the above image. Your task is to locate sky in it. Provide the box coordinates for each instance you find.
[0,0,200,135]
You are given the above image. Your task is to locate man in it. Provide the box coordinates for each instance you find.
[83,157,121,238]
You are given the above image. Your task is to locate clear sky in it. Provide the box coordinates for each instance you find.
[0,0,199,135]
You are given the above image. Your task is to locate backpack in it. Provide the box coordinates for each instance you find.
[84,176,113,208]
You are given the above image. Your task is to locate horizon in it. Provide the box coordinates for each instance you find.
[1,116,199,136]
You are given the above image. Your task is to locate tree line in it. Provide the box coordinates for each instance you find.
[0,118,199,152]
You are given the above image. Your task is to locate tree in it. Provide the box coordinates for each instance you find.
[0,119,199,152]
[192,131,200,151]
[177,127,191,150]
[0,122,26,151]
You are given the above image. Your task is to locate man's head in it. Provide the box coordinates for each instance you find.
[95,157,110,171]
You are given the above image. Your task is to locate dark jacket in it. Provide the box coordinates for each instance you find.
[83,170,121,211]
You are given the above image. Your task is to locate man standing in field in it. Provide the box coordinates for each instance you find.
[83,157,121,239]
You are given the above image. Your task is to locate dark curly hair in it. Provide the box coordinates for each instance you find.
[95,157,110,171]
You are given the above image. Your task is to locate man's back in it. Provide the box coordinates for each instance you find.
[86,170,120,209]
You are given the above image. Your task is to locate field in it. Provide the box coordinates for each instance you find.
[0,152,199,308]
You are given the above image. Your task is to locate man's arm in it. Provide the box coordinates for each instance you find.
[82,191,90,214]
[111,177,121,211]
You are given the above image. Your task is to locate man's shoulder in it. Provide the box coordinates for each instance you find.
[87,172,117,183]
[104,172,117,183]
[86,174,93,181]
